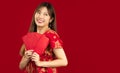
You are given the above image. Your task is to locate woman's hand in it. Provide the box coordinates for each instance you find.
[19,50,33,70]
[31,52,40,66]
[24,50,33,59]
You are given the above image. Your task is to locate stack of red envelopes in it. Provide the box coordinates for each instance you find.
[22,32,49,55]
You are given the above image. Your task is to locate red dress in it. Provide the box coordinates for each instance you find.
[23,30,63,73]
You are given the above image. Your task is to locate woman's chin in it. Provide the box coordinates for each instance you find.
[36,24,45,27]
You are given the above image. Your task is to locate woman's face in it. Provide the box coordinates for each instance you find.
[35,7,51,27]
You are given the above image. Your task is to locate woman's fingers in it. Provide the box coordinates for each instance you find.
[24,51,40,61]
[25,50,33,54]
[24,50,34,59]
[31,52,40,61]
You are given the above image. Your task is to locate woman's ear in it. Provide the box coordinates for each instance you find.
[50,18,54,23]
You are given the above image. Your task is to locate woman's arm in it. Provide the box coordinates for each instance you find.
[19,44,33,70]
[19,55,30,70]
[19,44,25,56]
[32,48,68,67]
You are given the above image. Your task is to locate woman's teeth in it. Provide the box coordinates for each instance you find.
[38,20,44,23]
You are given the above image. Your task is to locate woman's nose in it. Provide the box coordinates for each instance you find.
[38,13,44,18]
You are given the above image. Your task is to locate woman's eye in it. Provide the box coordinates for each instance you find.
[44,13,48,16]
[36,11,40,14]
[38,12,41,14]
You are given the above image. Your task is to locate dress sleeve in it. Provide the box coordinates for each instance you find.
[46,30,63,49]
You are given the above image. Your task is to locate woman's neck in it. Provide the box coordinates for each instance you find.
[37,26,50,34]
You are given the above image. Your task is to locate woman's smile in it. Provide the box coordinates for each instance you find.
[37,19,45,23]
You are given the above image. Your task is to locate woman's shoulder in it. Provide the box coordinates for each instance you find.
[45,29,60,39]
[46,30,59,36]
[45,30,63,49]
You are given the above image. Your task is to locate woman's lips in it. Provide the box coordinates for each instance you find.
[37,19,44,23]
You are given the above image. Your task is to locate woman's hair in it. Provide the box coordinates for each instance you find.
[29,2,57,32]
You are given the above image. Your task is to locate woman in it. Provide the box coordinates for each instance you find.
[19,2,68,73]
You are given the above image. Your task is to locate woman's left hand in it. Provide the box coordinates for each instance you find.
[31,52,40,63]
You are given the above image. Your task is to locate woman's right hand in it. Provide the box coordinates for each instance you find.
[24,50,33,59]
[19,50,34,70]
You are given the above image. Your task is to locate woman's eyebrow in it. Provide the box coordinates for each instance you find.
[36,9,41,12]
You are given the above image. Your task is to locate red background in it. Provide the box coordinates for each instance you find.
[0,0,119,73]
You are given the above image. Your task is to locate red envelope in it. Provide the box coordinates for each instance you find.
[22,32,49,55]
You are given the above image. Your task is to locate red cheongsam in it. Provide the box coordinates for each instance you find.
[23,30,63,73]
